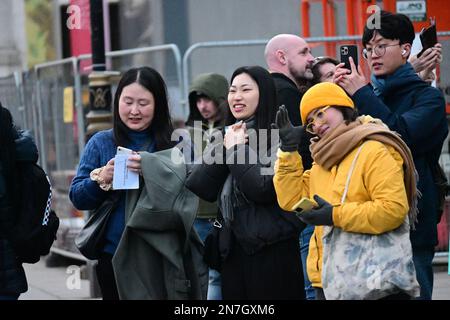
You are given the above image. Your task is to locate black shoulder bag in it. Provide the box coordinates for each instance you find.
[75,192,122,260]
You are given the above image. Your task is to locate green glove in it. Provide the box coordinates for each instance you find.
[271,105,304,152]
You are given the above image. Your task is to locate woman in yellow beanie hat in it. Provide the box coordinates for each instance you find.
[272,82,420,300]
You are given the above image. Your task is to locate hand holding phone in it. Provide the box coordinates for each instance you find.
[418,17,437,58]
[291,197,318,212]
[340,45,358,71]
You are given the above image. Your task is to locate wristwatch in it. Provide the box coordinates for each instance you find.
[90,167,112,191]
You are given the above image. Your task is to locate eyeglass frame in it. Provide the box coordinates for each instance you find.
[305,105,332,134]
[362,43,401,59]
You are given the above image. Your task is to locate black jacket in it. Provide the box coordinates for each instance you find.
[271,73,313,170]
[186,137,304,256]
[0,130,38,294]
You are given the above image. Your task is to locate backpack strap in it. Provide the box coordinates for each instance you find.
[42,175,52,226]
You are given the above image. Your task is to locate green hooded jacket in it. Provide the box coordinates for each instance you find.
[186,73,228,219]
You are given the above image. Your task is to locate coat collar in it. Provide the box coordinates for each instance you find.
[371,62,421,98]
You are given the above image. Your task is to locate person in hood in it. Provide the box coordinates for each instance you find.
[0,104,39,300]
[273,82,420,300]
[187,73,228,130]
[186,73,228,300]
[334,11,448,300]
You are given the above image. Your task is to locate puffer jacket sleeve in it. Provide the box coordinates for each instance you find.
[273,149,310,212]
[332,143,409,234]
[185,162,228,202]
[227,145,278,204]
[185,131,230,202]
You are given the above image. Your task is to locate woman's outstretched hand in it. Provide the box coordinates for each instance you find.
[271,105,304,152]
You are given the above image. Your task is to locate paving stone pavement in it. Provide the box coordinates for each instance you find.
[20,256,91,300]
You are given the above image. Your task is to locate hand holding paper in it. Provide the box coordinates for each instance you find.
[112,153,140,190]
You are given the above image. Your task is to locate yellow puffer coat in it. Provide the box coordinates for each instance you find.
[273,140,409,288]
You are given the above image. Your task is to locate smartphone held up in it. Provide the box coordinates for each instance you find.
[417,17,437,58]
[340,44,358,71]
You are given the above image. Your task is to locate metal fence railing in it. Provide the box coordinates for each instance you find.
[0,73,25,129]
[34,58,81,173]
[78,44,184,121]
[22,44,183,174]
[182,32,450,105]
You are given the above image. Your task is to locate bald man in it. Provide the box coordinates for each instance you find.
[265,34,314,90]
[265,34,315,301]
[265,34,314,167]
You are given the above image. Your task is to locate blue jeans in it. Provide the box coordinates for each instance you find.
[412,247,435,300]
[194,218,222,300]
[299,224,315,300]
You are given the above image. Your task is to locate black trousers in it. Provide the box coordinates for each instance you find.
[221,237,305,300]
[95,252,119,300]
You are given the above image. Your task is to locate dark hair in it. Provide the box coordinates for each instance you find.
[113,67,174,150]
[335,106,359,124]
[225,66,277,131]
[362,11,415,48]
[311,56,340,85]
[0,104,18,205]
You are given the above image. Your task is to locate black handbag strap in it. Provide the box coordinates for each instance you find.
[87,191,123,220]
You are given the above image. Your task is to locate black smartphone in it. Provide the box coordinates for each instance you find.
[340,45,358,71]
[418,17,437,58]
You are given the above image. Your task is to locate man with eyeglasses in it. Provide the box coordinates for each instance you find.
[334,11,448,300]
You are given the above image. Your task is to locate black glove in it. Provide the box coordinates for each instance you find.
[271,105,304,152]
[296,195,334,226]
